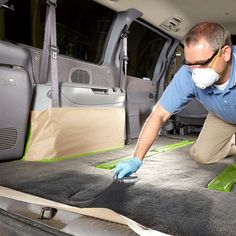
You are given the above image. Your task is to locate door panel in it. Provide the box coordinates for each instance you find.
[126,20,173,139]
[126,76,156,138]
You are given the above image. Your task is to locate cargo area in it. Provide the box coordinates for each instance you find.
[1,0,236,235]
[0,135,236,236]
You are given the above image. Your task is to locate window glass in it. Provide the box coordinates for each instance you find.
[127,21,167,80]
[0,0,116,64]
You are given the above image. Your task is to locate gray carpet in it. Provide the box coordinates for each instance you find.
[0,136,236,236]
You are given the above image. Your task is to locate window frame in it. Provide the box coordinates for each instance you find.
[126,18,174,81]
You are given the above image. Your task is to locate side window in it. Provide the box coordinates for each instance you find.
[0,0,116,64]
[127,21,167,80]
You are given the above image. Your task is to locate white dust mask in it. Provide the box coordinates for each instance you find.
[192,68,220,89]
[191,47,222,89]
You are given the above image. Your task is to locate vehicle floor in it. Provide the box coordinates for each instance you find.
[0,134,235,236]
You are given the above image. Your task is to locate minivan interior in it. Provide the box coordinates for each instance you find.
[0,0,236,235]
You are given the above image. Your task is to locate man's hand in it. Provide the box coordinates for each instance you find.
[113,157,142,179]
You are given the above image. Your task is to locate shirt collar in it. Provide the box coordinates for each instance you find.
[205,45,236,95]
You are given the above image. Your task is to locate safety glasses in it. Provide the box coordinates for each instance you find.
[184,47,222,67]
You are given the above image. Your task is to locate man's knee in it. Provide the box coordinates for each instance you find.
[189,146,219,164]
[190,152,210,164]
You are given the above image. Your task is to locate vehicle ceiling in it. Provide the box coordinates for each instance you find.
[95,0,236,41]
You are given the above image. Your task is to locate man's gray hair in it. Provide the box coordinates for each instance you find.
[184,22,232,51]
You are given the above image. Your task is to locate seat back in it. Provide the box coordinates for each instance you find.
[0,66,32,161]
[175,99,208,133]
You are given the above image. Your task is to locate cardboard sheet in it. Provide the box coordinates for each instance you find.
[24,107,125,161]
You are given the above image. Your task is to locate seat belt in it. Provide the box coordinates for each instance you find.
[38,0,59,107]
[119,25,131,144]
[119,25,129,91]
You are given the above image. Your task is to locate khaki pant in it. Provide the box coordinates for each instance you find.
[189,112,236,164]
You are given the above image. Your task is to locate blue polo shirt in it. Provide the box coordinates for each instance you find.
[159,46,236,125]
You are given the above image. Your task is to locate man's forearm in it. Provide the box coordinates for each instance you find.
[134,104,170,160]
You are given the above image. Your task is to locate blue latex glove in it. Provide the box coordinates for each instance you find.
[113,157,142,179]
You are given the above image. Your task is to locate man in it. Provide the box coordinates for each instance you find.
[114,22,236,179]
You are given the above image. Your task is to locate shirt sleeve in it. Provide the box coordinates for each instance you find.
[159,65,196,114]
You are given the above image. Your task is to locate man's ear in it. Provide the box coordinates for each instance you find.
[222,45,232,62]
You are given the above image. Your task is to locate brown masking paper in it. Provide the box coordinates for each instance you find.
[24,107,125,161]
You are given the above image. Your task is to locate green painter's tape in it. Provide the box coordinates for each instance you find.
[22,145,123,163]
[21,126,33,161]
[96,140,195,170]
[153,140,195,153]
[208,163,236,192]
[96,156,132,170]
[95,151,156,170]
